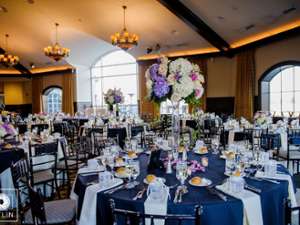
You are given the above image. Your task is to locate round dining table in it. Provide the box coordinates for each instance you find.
[73,150,291,225]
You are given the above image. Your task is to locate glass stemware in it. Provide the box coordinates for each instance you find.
[126,160,140,188]
[211,135,220,154]
[176,161,188,188]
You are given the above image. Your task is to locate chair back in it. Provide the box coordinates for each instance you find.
[10,155,31,210]
[288,128,300,145]
[28,185,47,224]
[31,124,49,135]
[17,123,28,135]
[11,155,31,188]
[28,140,58,183]
[109,199,202,225]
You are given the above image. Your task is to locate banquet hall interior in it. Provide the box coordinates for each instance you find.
[1,0,300,224]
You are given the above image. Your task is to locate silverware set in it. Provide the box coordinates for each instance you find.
[104,182,139,194]
[173,186,188,203]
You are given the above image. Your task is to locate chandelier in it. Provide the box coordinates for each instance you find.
[44,23,70,61]
[0,34,19,67]
[110,5,139,51]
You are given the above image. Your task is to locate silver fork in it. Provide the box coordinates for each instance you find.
[133,187,146,200]
[173,187,181,203]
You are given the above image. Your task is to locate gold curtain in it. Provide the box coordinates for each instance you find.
[188,58,208,112]
[234,49,256,120]
[32,76,43,113]
[62,73,75,115]
[137,60,159,120]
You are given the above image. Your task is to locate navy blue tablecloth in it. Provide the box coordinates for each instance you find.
[74,151,290,225]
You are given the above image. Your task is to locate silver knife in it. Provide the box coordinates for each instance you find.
[247,176,280,184]
[173,187,181,203]
[207,187,227,201]
[104,184,126,194]
[244,184,261,193]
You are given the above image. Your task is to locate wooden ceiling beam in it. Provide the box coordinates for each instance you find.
[157,0,231,53]
[0,47,31,78]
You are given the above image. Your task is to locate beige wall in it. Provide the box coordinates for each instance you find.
[3,81,32,105]
[207,56,236,97]
[206,35,300,97]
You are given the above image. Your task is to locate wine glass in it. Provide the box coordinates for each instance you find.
[173,150,179,161]
[106,155,115,170]
[126,160,140,188]
[130,160,140,185]
[176,161,188,188]
[211,135,220,154]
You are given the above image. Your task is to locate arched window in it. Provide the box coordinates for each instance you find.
[42,87,62,114]
[91,50,138,114]
[260,62,300,116]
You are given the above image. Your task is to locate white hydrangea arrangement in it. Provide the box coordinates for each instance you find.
[145,56,205,105]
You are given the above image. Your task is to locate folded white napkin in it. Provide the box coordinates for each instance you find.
[256,171,297,207]
[216,183,263,225]
[79,178,123,225]
[144,188,169,225]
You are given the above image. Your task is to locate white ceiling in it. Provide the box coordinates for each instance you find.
[181,0,300,42]
[0,0,299,71]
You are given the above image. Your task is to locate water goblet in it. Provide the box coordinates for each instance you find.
[130,160,140,186]
[176,161,188,189]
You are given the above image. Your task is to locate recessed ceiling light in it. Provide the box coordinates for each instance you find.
[245,24,255,30]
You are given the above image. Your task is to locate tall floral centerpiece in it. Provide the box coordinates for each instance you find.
[104,88,124,117]
[145,56,205,146]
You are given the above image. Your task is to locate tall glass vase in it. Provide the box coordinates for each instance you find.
[171,101,180,149]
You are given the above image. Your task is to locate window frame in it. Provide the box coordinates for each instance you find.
[259,61,300,114]
[42,86,62,114]
[90,50,139,115]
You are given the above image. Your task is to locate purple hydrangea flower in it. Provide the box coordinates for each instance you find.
[175,72,181,81]
[114,95,122,103]
[153,76,170,98]
[190,73,198,81]
[149,64,159,80]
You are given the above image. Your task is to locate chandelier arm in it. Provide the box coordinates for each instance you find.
[55,23,59,44]
[123,5,126,30]
[5,34,8,51]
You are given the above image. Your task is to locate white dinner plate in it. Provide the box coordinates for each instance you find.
[194,150,209,155]
[188,178,212,187]
[224,172,246,177]
[143,177,166,185]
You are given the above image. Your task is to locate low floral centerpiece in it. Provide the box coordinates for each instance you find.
[0,122,17,138]
[104,88,124,114]
[254,111,272,127]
